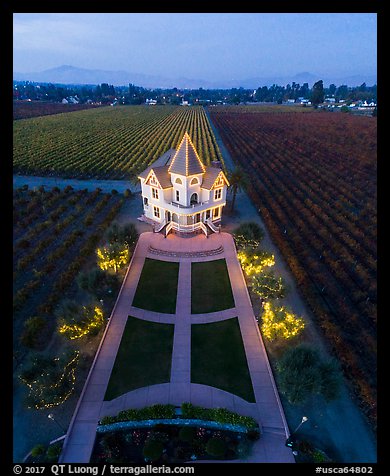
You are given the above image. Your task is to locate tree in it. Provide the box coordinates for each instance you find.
[19,351,79,409]
[56,299,104,340]
[96,242,130,273]
[77,267,119,299]
[276,344,342,404]
[311,80,324,106]
[227,166,248,212]
[104,222,138,249]
[260,302,304,340]
[233,222,264,250]
[251,272,288,300]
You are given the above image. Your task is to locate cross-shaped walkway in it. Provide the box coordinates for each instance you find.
[59,232,295,463]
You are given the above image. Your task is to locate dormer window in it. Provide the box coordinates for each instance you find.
[190,177,199,185]
[175,177,183,185]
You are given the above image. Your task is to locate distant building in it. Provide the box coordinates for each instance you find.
[138,132,229,236]
[145,99,157,105]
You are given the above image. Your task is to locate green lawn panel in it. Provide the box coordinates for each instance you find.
[132,258,179,314]
[191,317,255,402]
[104,316,174,401]
[191,259,235,313]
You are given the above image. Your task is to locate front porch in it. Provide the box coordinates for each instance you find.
[138,213,221,237]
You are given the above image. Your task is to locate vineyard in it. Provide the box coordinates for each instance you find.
[13,186,124,370]
[13,105,223,179]
[13,100,103,120]
[209,107,377,425]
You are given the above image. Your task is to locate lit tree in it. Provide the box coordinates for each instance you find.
[56,300,104,340]
[260,301,305,341]
[251,272,288,300]
[96,242,129,273]
[237,248,275,276]
[19,351,79,409]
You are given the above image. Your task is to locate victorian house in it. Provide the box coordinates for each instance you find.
[138,132,229,236]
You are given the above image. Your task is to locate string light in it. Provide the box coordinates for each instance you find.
[260,302,305,341]
[58,306,104,340]
[19,351,80,409]
[97,245,129,273]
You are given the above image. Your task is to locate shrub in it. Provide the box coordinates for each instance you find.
[124,189,132,198]
[56,300,104,340]
[142,440,163,461]
[276,344,342,404]
[178,426,196,442]
[19,350,79,409]
[96,243,130,273]
[233,222,264,244]
[31,444,45,457]
[20,316,48,349]
[260,301,305,340]
[206,438,227,457]
[46,442,62,461]
[104,222,138,249]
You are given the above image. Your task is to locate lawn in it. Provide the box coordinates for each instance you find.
[104,316,174,400]
[191,317,255,402]
[132,258,179,314]
[191,259,235,313]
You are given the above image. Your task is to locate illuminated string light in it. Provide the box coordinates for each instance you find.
[96,245,129,273]
[260,302,305,341]
[58,306,104,340]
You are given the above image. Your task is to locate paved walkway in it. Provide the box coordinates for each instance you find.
[59,232,295,463]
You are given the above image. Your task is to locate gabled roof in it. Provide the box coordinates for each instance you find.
[201,167,230,190]
[168,132,206,176]
[140,166,172,189]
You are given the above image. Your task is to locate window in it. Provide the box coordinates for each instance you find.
[190,193,198,204]
[143,197,149,206]
[154,206,160,218]
[214,188,222,200]
[152,188,159,199]
[190,177,199,185]
[175,177,182,185]
[213,207,220,219]
[176,190,180,202]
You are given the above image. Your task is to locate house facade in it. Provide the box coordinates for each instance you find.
[138,132,229,236]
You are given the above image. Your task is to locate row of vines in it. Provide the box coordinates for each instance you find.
[13,186,124,371]
[210,107,377,426]
[13,105,223,180]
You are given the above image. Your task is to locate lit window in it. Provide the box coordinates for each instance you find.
[190,177,199,185]
[175,177,182,185]
[214,188,222,200]
[154,206,160,218]
[213,207,220,218]
[152,188,159,199]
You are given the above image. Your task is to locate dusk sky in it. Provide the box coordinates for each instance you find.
[13,13,377,81]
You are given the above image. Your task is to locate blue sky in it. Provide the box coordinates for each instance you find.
[13,13,377,81]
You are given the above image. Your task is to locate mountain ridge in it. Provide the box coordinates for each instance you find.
[13,65,377,89]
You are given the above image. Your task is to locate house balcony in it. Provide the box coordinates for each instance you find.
[165,199,224,215]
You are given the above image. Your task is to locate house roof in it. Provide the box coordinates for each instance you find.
[168,132,206,176]
[139,166,172,189]
[201,166,230,190]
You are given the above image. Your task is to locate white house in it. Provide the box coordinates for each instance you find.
[138,132,230,236]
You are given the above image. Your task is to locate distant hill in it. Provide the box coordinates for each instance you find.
[13,65,377,89]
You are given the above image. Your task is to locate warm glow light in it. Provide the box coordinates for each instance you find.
[260,302,305,341]
[58,306,104,340]
[237,250,275,276]
[97,245,129,273]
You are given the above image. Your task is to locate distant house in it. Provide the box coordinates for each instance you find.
[324,97,336,103]
[181,100,189,106]
[62,98,69,104]
[146,99,157,105]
